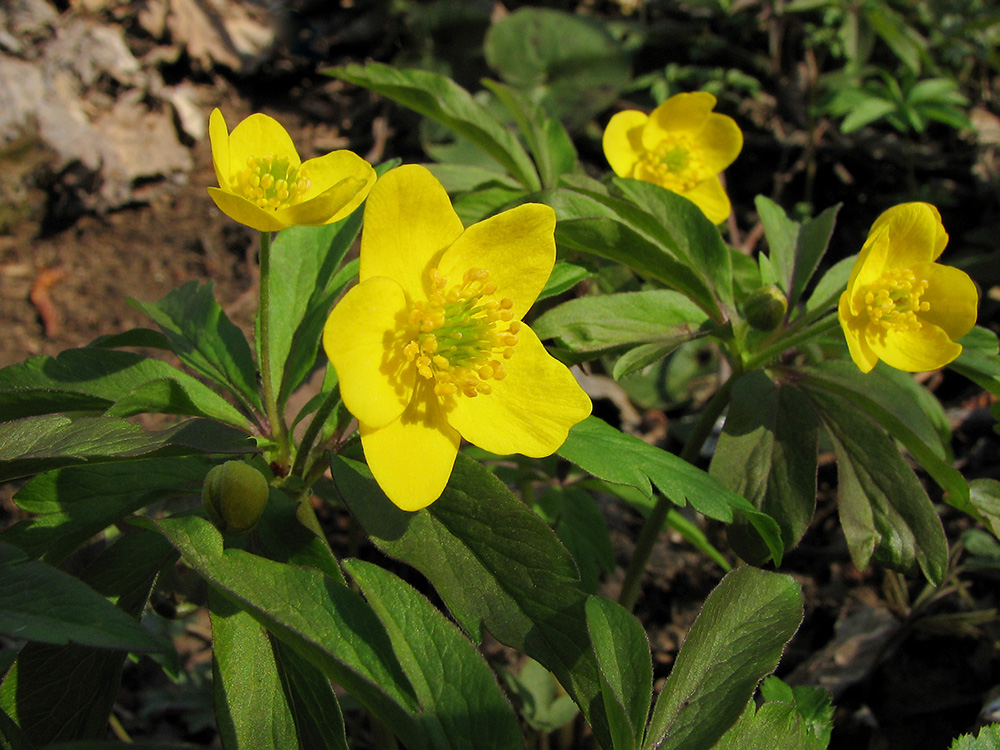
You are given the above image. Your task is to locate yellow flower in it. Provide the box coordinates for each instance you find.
[207,108,376,232]
[838,202,978,373]
[602,92,743,224]
[323,165,592,511]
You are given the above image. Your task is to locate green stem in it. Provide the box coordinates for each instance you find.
[743,313,840,372]
[291,384,342,479]
[618,376,735,613]
[257,230,291,469]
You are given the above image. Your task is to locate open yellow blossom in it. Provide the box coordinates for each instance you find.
[602,92,743,224]
[323,165,592,511]
[208,108,376,232]
[838,202,978,373]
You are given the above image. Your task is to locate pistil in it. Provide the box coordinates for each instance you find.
[235,155,311,210]
[863,268,930,336]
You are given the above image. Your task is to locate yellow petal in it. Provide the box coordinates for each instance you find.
[697,112,743,172]
[869,202,944,269]
[839,290,879,373]
[207,187,289,232]
[845,227,890,317]
[914,261,979,341]
[359,165,464,302]
[869,324,963,372]
[602,110,648,178]
[643,92,716,149]
[278,176,369,227]
[209,108,231,189]
[446,325,591,457]
[297,150,376,206]
[360,386,461,511]
[681,176,731,224]
[436,203,556,320]
[226,112,300,173]
[323,277,414,429]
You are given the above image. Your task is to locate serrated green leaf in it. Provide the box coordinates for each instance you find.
[543,186,723,321]
[273,641,349,750]
[151,516,423,747]
[643,566,803,750]
[0,349,252,430]
[611,178,734,311]
[0,542,165,652]
[951,723,1000,749]
[210,591,300,750]
[130,281,262,413]
[0,416,251,483]
[803,387,948,584]
[801,362,969,516]
[536,487,615,593]
[586,597,652,750]
[710,372,818,563]
[329,63,540,190]
[533,290,709,352]
[482,79,577,189]
[713,700,825,750]
[558,417,783,563]
[330,452,613,748]
[0,532,175,746]
[760,676,833,746]
[483,7,629,130]
[345,559,522,750]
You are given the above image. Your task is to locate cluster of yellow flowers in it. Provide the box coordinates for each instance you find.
[208,99,978,510]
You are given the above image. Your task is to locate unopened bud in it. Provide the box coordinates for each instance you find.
[742,285,788,331]
[202,461,269,535]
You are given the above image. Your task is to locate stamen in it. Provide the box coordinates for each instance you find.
[404,267,521,398]
[235,155,311,210]
[637,133,708,192]
[861,268,931,340]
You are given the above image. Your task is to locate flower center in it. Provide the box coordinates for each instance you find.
[402,267,519,398]
[862,267,931,335]
[235,155,311,210]
[637,133,707,192]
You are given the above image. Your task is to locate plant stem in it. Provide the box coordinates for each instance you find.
[743,313,840,372]
[291,383,341,479]
[257,230,291,469]
[617,375,735,613]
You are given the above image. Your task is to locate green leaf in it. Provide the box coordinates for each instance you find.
[422,163,521,194]
[840,96,898,133]
[481,79,577,189]
[533,290,709,352]
[151,516,424,747]
[210,591,300,750]
[611,178,734,312]
[802,387,948,584]
[586,597,652,750]
[273,641,349,750]
[801,361,969,515]
[804,256,854,313]
[643,566,803,750]
[483,7,629,130]
[504,658,579,732]
[710,372,819,562]
[754,197,840,309]
[558,417,784,563]
[345,559,523,750]
[330,452,614,748]
[130,281,262,413]
[713,700,825,750]
[952,326,1000,399]
[544,186,723,321]
[951,723,1000,749]
[863,3,926,73]
[535,487,615,593]
[759,676,833,746]
[0,532,175,746]
[329,63,540,190]
[969,479,1000,541]
[0,457,208,563]
[612,340,699,381]
[0,348,252,430]
[0,542,165,652]
[538,261,592,301]
[0,415,251,483]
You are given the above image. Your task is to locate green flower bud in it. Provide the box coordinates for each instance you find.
[202,461,269,535]
[742,284,788,331]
